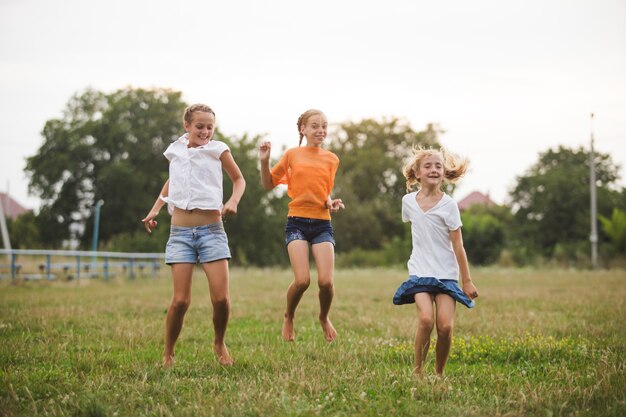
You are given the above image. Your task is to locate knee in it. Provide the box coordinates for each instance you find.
[318,279,334,292]
[437,321,454,338]
[211,296,230,311]
[171,297,191,312]
[418,315,435,332]
[293,278,311,292]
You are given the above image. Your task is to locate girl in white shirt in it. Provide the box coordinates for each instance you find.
[393,146,478,376]
[142,104,245,367]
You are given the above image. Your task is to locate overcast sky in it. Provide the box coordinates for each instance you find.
[1,0,625,211]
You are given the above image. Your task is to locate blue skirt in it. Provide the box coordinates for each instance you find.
[393,276,475,308]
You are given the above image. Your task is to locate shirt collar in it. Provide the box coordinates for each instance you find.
[178,133,208,149]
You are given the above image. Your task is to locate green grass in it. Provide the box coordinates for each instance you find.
[0,267,624,416]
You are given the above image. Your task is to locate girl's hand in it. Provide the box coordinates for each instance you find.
[141,212,159,234]
[463,281,479,300]
[327,198,345,213]
[221,200,238,218]
[259,141,272,162]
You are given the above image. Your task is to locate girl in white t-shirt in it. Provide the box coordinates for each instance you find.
[393,146,478,376]
[142,104,245,367]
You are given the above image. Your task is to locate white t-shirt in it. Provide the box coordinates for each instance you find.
[402,191,462,281]
[161,134,230,212]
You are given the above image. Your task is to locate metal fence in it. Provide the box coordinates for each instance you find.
[0,249,166,281]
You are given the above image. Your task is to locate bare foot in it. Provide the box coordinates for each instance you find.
[282,315,295,341]
[214,343,233,366]
[319,317,337,342]
[162,354,175,368]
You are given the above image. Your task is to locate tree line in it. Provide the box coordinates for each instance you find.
[8,87,626,268]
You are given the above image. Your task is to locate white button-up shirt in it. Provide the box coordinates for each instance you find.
[161,134,230,212]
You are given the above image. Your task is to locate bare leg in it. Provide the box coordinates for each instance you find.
[163,263,194,367]
[201,260,233,366]
[414,292,435,376]
[312,242,337,342]
[434,294,455,375]
[283,240,311,341]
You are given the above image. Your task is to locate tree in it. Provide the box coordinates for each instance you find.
[26,87,186,248]
[460,204,511,266]
[509,145,622,261]
[327,118,441,252]
[599,208,626,256]
[6,212,40,249]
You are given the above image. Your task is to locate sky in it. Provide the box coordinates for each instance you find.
[1,0,625,211]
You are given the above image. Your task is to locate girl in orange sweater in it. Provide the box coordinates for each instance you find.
[259,109,345,342]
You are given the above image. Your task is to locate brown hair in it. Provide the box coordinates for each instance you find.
[183,103,216,125]
[403,146,469,192]
[296,109,326,146]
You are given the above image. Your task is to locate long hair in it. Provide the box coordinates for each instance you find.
[403,146,469,192]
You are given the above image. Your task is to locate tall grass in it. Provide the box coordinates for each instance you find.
[0,267,624,416]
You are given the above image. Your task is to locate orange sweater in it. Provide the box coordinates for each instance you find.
[271,146,340,220]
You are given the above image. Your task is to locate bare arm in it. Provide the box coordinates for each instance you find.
[221,151,246,217]
[450,228,478,299]
[141,179,169,234]
[259,141,275,190]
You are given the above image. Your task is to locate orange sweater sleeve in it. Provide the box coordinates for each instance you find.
[270,152,289,187]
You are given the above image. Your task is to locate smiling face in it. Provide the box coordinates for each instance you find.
[415,153,445,187]
[184,111,215,148]
[300,113,328,147]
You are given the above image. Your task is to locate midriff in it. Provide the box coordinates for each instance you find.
[171,207,222,227]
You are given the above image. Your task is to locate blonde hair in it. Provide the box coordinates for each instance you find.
[183,103,215,125]
[296,109,326,146]
[403,146,468,192]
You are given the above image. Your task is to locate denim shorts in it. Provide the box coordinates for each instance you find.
[165,223,231,265]
[285,216,335,246]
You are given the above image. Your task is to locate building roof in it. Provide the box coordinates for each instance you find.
[458,191,496,211]
[0,192,30,220]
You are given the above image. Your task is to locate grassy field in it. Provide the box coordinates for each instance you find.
[0,267,625,417]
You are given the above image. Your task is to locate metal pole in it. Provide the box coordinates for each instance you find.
[11,253,16,279]
[46,254,51,280]
[92,200,104,275]
[589,113,598,269]
[92,200,104,252]
[0,194,11,279]
[104,256,109,281]
[0,193,11,250]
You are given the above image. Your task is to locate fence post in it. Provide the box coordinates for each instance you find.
[11,252,16,279]
[46,254,51,280]
[76,256,81,281]
[129,258,134,279]
[104,257,109,281]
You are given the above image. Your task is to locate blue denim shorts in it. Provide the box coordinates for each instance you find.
[165,223,231,265]
[285,216,335,246]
